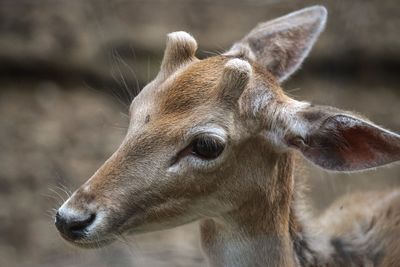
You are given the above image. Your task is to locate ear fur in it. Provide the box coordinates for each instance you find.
[286,105,400,172]
[225,6,327,82]
[159,31,198,80]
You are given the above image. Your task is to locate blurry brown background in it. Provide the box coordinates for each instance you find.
[0,1,399,266]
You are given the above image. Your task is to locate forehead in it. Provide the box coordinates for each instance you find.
[130,56,229,124]
[129,55,284,135]
[159,56,228,114]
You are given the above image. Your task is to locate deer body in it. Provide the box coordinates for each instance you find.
[54,6,400,267]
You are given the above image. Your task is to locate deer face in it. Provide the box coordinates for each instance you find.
[56,52,258,247]
[55,6,400,248]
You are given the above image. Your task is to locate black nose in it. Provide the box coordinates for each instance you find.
[55,211,96,240]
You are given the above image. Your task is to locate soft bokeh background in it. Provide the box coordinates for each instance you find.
[0,1,399,266]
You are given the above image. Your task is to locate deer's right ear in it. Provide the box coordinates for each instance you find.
[225,6,327,82]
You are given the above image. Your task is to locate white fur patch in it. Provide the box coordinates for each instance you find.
[167,31,198,50]
[58,199,82,221]
[225,58,252,75]
[285,99,311,138]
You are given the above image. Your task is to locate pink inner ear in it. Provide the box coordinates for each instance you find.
[291,114,400,172]
[339,127,383,166]
[340,126,400,168]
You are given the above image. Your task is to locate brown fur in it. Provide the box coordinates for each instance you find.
[56,6,400,267]
[61,53,399,267]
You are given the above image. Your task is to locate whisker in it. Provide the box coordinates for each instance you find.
[112,50,133,102]
[45,210,56,219]
[110,66,131,107]
[128,45,142,96]
[58,183,73,195]
[114,234,138,260]
[201,50,220,56]
[285,87,302,98]
[110,125,128,130]
[48,187,66,203]
[41,193,62,203]
[120,111,129,119]
[55,185,71,199]
[146,57,151,84]
[47,187,65,203]
[83,81,130,114]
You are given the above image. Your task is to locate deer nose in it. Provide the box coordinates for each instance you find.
[55,210,96,240]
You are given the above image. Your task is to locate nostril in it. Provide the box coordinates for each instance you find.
[68,213,96,232]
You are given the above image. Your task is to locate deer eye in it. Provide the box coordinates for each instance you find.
[190,136,225,160]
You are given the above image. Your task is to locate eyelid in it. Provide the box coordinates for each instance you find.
[192,132,225,143]
[170,130,227,166]
[185,126,227,143]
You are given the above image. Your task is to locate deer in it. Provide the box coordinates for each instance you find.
[54,6,400,267]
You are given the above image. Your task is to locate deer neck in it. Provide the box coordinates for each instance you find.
[200,150,302,267]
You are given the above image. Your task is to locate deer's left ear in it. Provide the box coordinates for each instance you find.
[225,6,327,82]
[285,105,400,172]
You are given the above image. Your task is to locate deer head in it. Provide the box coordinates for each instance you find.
[55,6,400,250]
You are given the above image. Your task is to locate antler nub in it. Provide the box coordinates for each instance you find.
[160,31,198,79]
[219,58,252,100]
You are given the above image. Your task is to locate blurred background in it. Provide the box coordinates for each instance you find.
[0,0,399,266]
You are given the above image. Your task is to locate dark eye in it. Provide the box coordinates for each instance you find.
[190,136,225,160]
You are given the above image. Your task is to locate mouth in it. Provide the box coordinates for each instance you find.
[58,231,117,249]
[55,205,162,249]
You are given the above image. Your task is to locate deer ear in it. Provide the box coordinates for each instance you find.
[286,106,400,172]
[225,6,327,82]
